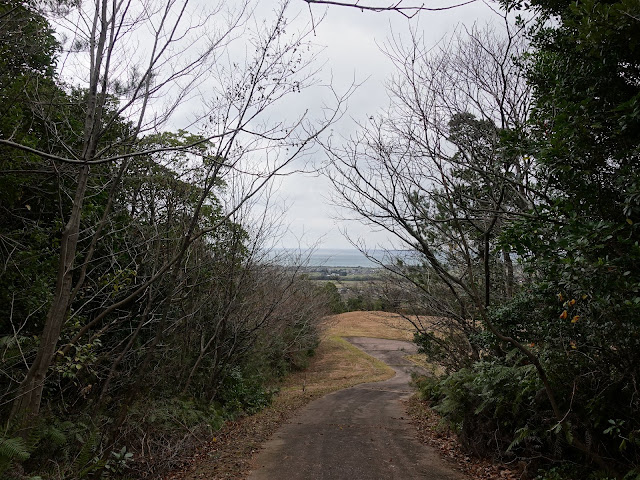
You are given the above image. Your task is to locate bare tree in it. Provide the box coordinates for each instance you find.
[325,16,536,367]
[325,15,610,467]
[3,0,344,428]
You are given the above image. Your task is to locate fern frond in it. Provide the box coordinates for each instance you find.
[507,425,533,452]
[0,435,31,475]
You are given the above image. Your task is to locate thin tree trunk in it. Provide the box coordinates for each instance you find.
[503,248,514,299]
[10,0,107,426]
[9,164,90,428]
[97,288,152,407]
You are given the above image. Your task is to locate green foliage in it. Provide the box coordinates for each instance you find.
[217,366,275,417]
[0,1,58,79]
[343,293,386,312]
[103,447,134,476]
[0,435,30,475]
[533,465,580,480]
[0,1,329,478]
[421,360,545,458]
[72,430,104,478]
[0,1,63,351]
[319,282,345,314]
[413,375,442,402]
[414,328,475,373]
[470,0,640,474]
[132,398,224,432]
[0,417,112,479]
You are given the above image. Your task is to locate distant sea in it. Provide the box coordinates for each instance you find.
[272,248,419,268]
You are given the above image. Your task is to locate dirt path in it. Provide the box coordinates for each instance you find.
[247,337,467,480]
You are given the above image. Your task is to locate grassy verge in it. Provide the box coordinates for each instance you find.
[280,335,394,395]
[405,354,445,376]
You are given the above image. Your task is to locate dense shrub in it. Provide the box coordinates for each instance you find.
[417,359,550,461]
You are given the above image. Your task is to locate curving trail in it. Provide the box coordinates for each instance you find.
[247,337,467,480]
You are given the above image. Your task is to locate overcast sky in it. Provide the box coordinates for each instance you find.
[254,0,499,249]
[55,0,501,251]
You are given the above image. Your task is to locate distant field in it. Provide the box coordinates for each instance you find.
[309,275,379,283]
[306,268,383,283]
[310,279,375,289]
[324,310,416,341]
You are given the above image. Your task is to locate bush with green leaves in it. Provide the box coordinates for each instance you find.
[216,366,275,417]
[319,282,346,314]
[412,0,640,473]
[417,358,549,460]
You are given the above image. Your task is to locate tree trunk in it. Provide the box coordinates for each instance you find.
[503,248,514,299]
[10,164,90,429]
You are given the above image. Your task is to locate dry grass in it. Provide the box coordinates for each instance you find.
[325,311,450,375]
[281,335,395,396]
[276,311,421,405]
[325,310,416,341]
[279,311,416,397]
[405,354,446,376]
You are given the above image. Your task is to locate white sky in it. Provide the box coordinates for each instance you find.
[260,0,499,249]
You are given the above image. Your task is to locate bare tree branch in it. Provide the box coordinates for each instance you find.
[303,0,477,16]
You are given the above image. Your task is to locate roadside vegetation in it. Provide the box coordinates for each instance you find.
[0,1,337,478]
[163,312,396,480]
[325,0,640,478]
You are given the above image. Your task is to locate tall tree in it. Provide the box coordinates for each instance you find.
[1,0,341,428]
[326,18,534,370]
[488,0,640,471]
